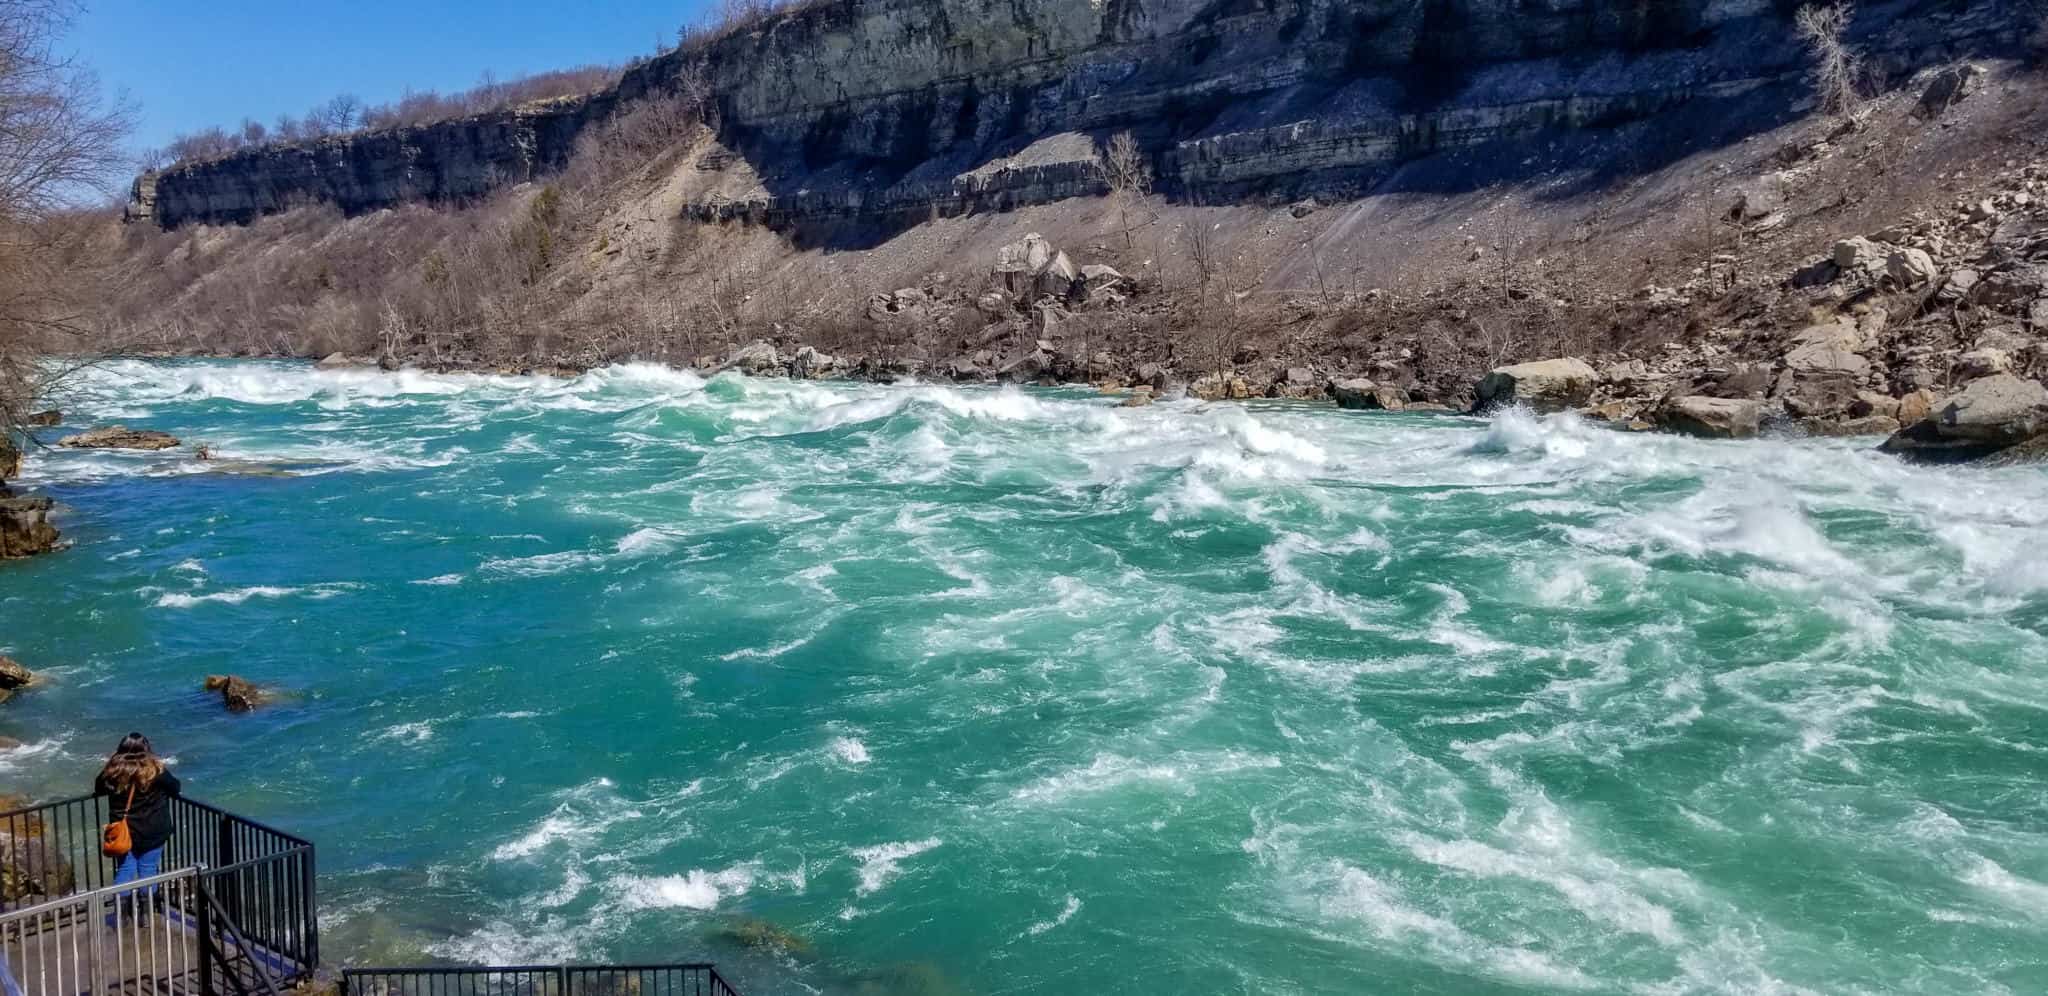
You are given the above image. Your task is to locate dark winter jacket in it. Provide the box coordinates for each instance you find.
[94,769,182,856]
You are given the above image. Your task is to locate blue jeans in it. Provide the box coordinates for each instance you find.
[107,845,164,925]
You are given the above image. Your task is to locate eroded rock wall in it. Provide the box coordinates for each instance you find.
[136,0,2028,229]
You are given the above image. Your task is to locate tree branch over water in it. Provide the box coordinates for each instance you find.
[0,0,133,436]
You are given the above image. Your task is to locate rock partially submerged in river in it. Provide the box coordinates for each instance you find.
[24,410,59,427]
[1475,358,1597,412]
[719,341,784,377]
[1332,378,1406,411]
[0,656,33,705]
[0,497,60,560]
[315,352,377,370]
[1655,396,1765,439]
[1879,373,2048,463]
[59,426,181,451]
[719,917,814,956]
[203,674,267,713]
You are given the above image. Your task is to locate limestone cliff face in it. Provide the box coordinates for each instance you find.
[137,0,2026,229]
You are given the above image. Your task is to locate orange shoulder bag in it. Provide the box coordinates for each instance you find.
[101,784,135,858]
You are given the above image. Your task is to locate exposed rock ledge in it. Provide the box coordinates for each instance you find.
[133,0,2023,230]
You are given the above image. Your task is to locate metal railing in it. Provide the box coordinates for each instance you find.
[343,965,742,996]
[0,794,317,992]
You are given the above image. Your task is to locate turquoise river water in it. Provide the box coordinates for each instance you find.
[3,359,2047,994]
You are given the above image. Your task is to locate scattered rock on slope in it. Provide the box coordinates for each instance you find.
[58,426,181,451]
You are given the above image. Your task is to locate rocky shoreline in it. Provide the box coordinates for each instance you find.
[281,144,2048,464]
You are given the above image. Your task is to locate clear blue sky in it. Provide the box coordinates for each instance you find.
[65,1,708,154]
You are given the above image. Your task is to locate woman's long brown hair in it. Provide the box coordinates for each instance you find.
[99,732,164,792]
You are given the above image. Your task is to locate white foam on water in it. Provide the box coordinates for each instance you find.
[1008,750,1281,805]
[0,735,68,774]
[718,635,815,662]
[481,526,676,577]
[850,838,942,896]
[1313,861,1599,991]
[153,584,352,608]
[372,722,435,746]
[828,736,871,764]
[410,573,465,586]
[613,865,757,911]
[490,778,645,861]
[1962,858,2048,919]
[1025,894,1082,936]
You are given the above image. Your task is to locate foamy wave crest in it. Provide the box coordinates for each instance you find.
[850,838,941,896]
[154,583,352,608]
[612,866,756,911]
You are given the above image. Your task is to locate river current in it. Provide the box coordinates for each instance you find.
[3,359,2047,994]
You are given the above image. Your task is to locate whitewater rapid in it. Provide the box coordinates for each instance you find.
[3,358,2046,994]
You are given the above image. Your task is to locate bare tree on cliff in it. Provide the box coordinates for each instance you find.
[0,0,133,438]
[1794,3,1862,117]
[1099,131,1153,251]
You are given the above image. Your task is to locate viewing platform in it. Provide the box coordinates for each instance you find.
[2,797,741,996]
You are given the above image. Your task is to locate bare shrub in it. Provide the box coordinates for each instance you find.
[677,0,830,51]
[1098,131,1153,250]
[1795,3,1862,116]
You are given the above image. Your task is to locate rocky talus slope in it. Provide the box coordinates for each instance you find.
[134,0,2029,230]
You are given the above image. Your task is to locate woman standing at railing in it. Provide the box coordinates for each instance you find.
[94,733,182,905]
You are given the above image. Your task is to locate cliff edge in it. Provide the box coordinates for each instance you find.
[134,0,2031,231]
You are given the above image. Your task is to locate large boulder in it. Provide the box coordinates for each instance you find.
[1190,373,1253,401]
[1832,237,1887,280]
[1917,63,1985,117]
[315,353,375,370]
[1034,251,1080,300]
[791,346,839,380]
[1880,374,2048,462]
[1776,369,1862,419]
[996,344,1053,383]
[1475,358,1597,412]
[58,426,181,451]
[1331,378,1405,411]
[24,410,60,427]
[1971,263,2048,312]
[0,656,31,704]
[1885,248,1939,288]
[993,234,1056,295]
[1954,348,2012,381]
[720,341,784,377]
[1782,321,1870,377]
[1656,396,1765,439]
[203,674,267,713]
[0,496,60,560]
